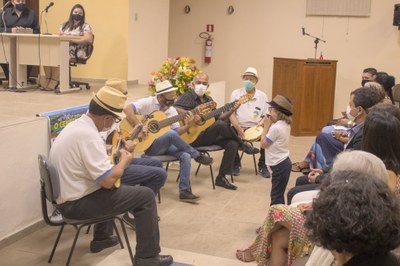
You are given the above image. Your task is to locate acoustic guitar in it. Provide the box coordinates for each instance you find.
[111,122,144,188]
[180,94,252,144]
[114,102,215,153]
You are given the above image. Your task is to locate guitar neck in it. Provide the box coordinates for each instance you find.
[202,102,234,120]
[158,112,187,128]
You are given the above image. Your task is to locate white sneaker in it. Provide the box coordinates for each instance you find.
[49,209,63,223]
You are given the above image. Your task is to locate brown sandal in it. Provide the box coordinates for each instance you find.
[291,161,310,172]
[235,248,255,262]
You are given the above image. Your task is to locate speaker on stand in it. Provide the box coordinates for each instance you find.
[393,4,400,29]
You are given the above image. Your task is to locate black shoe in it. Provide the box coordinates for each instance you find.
[90,235,119,253]
[259,165,271,178]
[179,190,201,203]
[215,175,237,190]
[242,142,260,155]
[194,153,213,165]
[133,255,174,266]
[232,165,241,176]
[123,213,136,230]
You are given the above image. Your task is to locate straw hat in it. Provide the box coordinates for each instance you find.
[105,78,127,95]
[155,80,177,95]
[242,67,258,79]
[92,86,127,117]
[268,95,293,116]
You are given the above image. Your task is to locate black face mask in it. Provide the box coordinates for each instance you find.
[163,95,175,107]
[361,79,371,86]
[72,14,83,21]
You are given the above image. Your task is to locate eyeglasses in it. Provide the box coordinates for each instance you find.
[268,107,273,112]
[195,81,209,86]
[113,116,122,123]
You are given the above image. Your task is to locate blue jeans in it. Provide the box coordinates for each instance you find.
[269,157,291,205]
[145,130,199,192]
[121,157,167,195]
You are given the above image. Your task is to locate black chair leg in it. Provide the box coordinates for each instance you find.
[112,220,124,249]
[116,217,135,265]
[48,225,65,263]
[252,153,258,175]
[195,162,201,176]
[66,224,85,266]
[86,225,91,234]
[209,164,216,189]
[230,174,234,183]
[158,191,161,204]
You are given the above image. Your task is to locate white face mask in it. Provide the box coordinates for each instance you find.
[194,84,208,96]
[346,105,358,122]
[101,117,112,132]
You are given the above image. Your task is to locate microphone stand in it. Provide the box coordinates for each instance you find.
[42,11,51,35]
[302,29,326,59]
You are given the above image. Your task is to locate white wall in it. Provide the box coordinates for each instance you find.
[128,0,170,83]
[169,0,400,117]
[0,118,49,241]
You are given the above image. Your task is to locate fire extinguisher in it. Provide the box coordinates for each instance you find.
[200,32,212,63]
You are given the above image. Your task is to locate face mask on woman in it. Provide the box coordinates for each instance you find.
[72,14,83,21]
[243,80,255,92]
[194,84,208,96]
[15,3,26,11]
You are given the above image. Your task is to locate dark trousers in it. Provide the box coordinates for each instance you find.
[58,185,161,259]
[286,175,319,204]
[191,120,239,176]
[0,64,32,82]
[121,157,167,195]
[270,157,291,205]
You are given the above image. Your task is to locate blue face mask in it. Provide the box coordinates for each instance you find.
[15,3,26,11]
[72,14,83,21]
[243,80,255,92]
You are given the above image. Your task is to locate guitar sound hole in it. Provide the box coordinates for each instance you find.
[148,121,160,133]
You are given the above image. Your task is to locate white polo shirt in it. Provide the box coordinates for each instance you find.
[50,114,113,204]
[131,96,180,130]
[264,120,291,166]
[230,88,269,128]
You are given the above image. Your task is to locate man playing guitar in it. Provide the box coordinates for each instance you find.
[123,80,213,203]
[174,73,259,191]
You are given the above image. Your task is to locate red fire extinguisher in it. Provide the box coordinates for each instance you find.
[200,32,213,63]
[205,37,212,63]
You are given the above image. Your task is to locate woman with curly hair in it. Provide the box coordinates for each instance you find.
[235,150,389,266]
[305,170,400,265]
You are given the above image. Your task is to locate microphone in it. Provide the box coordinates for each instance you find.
[302,27,305,35]
[1,1,11,11]
[43,2,54,13]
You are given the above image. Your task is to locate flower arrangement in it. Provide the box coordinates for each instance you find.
[148,57,202,96]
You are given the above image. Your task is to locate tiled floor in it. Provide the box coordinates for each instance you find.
[0,82,314,265]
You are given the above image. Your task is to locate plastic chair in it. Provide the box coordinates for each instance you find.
[194,145,234,189]
[69,35,94,90]
[38,154,134,266]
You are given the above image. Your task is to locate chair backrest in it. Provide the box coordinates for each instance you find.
[38,154,60,204]
[392,84,400,106]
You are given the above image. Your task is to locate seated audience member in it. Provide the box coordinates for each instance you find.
[230,67,270,177]
[0,0,40,83]
[50,85,173,265]
[292,68,379,173]
[42,4,94,91]
[375,71,396,104]
[123,80,213,202]
[287,87,383,204]
[174,72,259,191]
[235,150,390,266]
[304,170,400,266]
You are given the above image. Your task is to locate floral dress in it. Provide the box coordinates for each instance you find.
[248,204,313,266]
[59,23,93,59]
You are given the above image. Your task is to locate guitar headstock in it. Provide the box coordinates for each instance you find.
[238,93,253,104]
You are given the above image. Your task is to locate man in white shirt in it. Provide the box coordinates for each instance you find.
[230,67,270,177]
[50,86,173,266]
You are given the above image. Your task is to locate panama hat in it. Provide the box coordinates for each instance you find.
[155,80,178,95]
[92,86,127,118]
[242,67,258,79]
[268,95,293,116]
[105,78,128,95]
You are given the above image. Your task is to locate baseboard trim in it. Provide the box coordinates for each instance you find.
[0,220,45,250]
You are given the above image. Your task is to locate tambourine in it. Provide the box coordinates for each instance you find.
[243,125,263,142]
